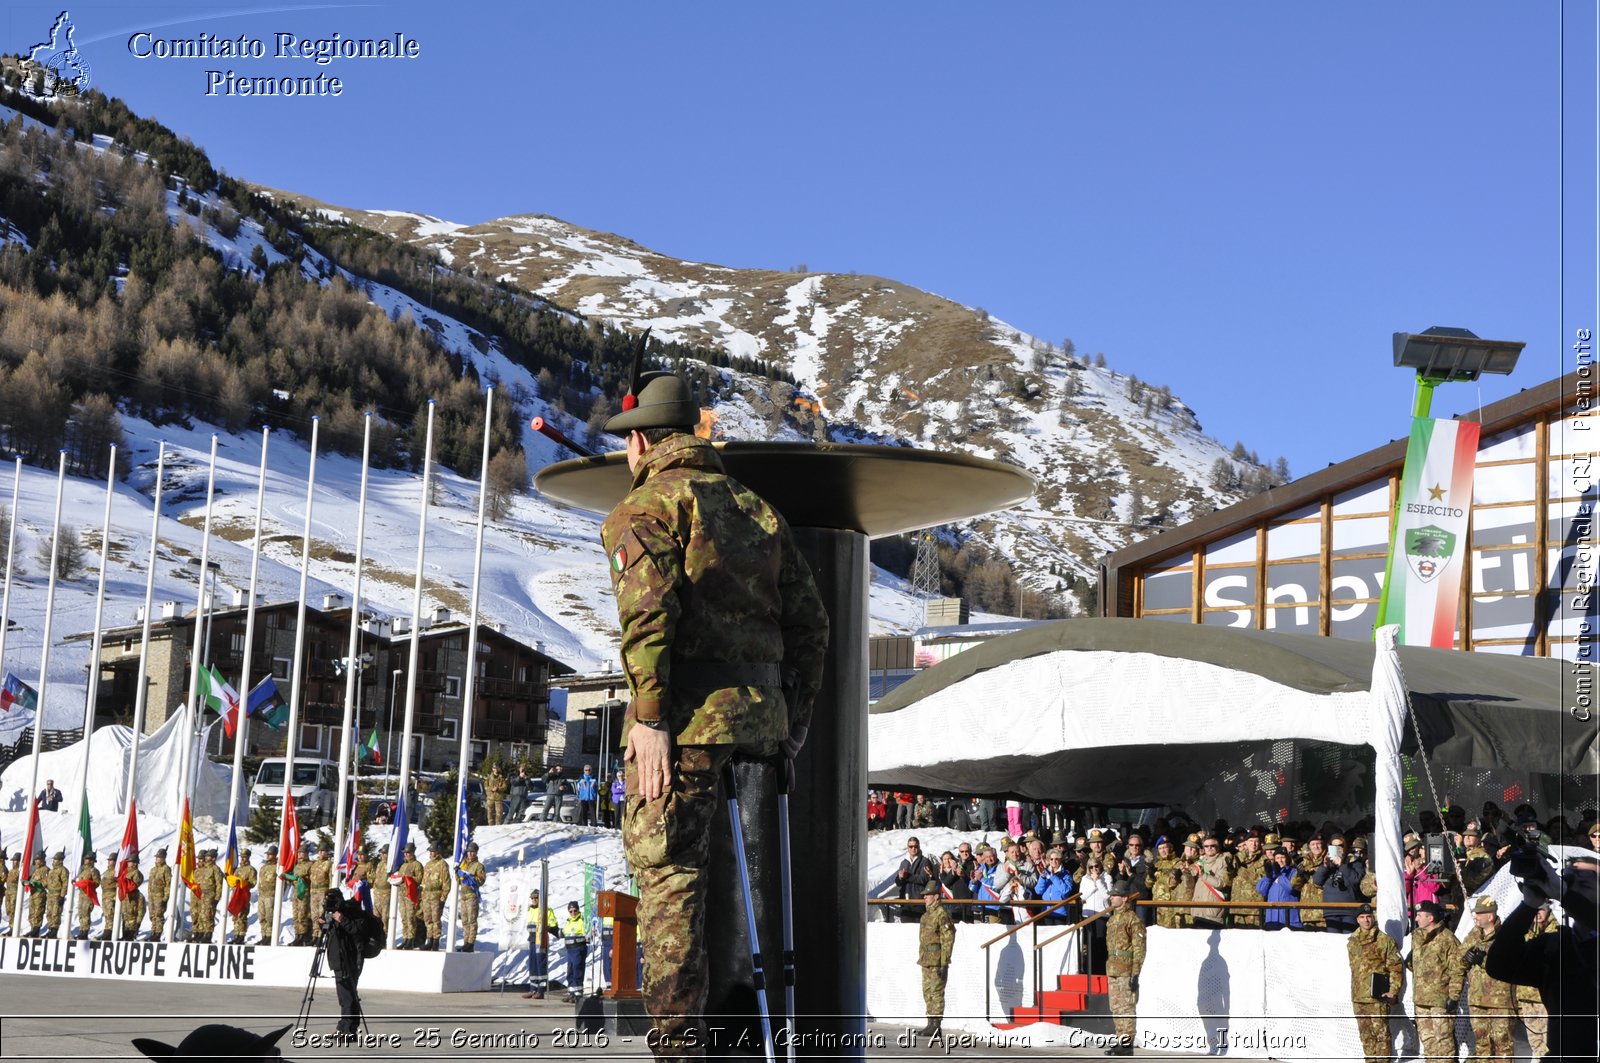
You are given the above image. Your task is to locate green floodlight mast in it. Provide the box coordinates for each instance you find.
[1374,326,1525,634]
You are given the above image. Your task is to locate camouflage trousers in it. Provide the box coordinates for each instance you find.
[1351,999,1392,1062]
[1108,974,1138,1042]
[398,896,420,942]
[920,965,946,1023]
[193,896,219,936]
[373,889,391,937]
[1415,1006,1457,1063]
[293,893,311,939]
[45,894,64,931]
[122,893,145,937]
[27,890,44,933]
[231,895,251,940]
[624,743,735,1060]
[4,889,15,927]
[1154,905,1183,930]
[148,894,168,938]
[1516,994,1548,1057]
[1468,1011,1513,1060]
[422,894,444,940]
[460,890,479,946]
[76,892,96,933]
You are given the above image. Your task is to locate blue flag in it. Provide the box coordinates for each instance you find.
[246,675,285,717]
[453,776,479,900]
[387,792,410,876]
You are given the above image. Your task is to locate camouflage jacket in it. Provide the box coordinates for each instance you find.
[458,858,486,888]
[309,856,333,890]
[1515,918,1557,1003]
[421,857,452,897]
[1461,923,1514,1008]
[1104,906,1146,978]
[196,863,225,900]
[147,862,171,899]
[917,899,954,967]
[1347,925,1404,1002]
[44,864,69,898]
[602,434,828,748]
[1408,923,1464,1006]
[1150,856,1184,904]
[1459,847,1494,894]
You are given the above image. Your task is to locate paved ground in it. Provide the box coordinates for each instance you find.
[0,975,1282,1061]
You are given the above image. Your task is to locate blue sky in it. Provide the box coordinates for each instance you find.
[4,2,1593,478]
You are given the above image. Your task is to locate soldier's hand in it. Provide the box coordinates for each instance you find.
[1129,975,1139,993]
[1444,998,1457,1013]
[625,725,673,802]
[937,966,948,979]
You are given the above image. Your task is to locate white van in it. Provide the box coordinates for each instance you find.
[248,758,342,828]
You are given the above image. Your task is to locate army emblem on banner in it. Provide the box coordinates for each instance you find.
[1404,525,1456,583]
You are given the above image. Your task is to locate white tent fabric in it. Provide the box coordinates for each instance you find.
[0,703,232,824]
[869,649,1369,776]
[1368,626,1407,941]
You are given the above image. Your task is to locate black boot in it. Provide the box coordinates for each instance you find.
[462,941,474,953]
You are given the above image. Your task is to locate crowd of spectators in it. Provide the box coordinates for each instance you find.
[877,793,1599,950]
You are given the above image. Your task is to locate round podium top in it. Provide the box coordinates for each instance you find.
[534,442,1034,537]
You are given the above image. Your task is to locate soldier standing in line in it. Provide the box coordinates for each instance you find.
[71,850,100,939]
[915,878,954,1041]
[193,849,226,943]
[120,848,145,941]
[44,850,70,936]
[372,846,393,941]
[601,371,828,1058]
[395,842,424,949]
[256,845,277,944]
[289,843,314,946]
[1460,896,1514,1060]
[457,841,486,952]
[420,841,452,950]
[228,848,257,944]
[3,851,18,930]
[308,844,333,944]
[1346,904,1403,1062]
[1408,899,1465,1063]
[97,852,117,939]
[26,850,47,935]
[146,847,171,940]
[1512,902,1554,1058]
[1299,836,1327,931]
[484,765,507,826]
[1103,878,1146,1057]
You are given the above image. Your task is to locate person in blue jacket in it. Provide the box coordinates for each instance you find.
[574,765,599,827]
[1256,843,1304,930]
[1035,847,1076,925]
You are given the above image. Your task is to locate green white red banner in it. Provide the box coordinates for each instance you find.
[1379,416,1480,647]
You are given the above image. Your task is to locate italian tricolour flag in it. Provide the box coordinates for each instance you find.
[1380,416,1480,647]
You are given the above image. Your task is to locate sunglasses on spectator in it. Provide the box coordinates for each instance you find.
[1202,842,1218,848]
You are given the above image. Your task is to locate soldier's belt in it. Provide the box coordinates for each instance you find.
[675,659,782,687]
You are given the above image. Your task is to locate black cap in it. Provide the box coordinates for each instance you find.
[1416,900,1444,919]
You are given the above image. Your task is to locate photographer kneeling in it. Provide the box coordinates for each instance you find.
[322,888,381,1038]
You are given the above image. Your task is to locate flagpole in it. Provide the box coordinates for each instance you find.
[270,417,319,947]
[387,400,435,948]
[0,456,22,680]
[225,427,269,907]
[332,413,373,887]
[71,445,117,939]
[104,444,165,944]
[446,388,494,952]
[164,435,219,943]
[16,452,67,940]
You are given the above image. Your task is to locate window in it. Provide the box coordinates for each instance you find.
[272,657,291,680]
[469,740,488,765]
[439,718,458,742]
[298,724,321,755]
[230,633,245,653]
[444,675,461,699]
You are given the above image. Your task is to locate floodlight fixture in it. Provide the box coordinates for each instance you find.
[1393,327,1524,382]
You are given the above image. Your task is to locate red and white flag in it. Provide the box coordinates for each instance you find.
[116,801,140,901]
[278,788,300,875]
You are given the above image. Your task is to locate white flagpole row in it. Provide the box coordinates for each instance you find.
[332,412,373,886]
[446,387,494,952]
[225,427,270,862]
[163,435,218,944]
[104,444,166,943]
[269,418,320,946]
[387,400,435,948]
[22,452,66,939]
[72,446,116,938]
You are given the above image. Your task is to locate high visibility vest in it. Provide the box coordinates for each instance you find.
[561,914,587,944]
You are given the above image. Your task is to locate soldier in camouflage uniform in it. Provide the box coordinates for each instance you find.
[308,844,333,943]
[420,841,451,949]
[1512,903,1554,1057]
[290,844,315,945]
[44,851,69,935]
[25,851,47,935]
[1458,827,1495,896]
[3,852,18,930]
[457,841,486,951]
[1150,836,1185,929]
[71,850,100,939]
[97,853,117,939]
[395,842,424,949]
[1408,900,1464,1063]
[915,879,954,1040]
[193,849,226,942]
[120,848,145,940]
[484,765,507,826]
[1176,834,1201,928]
[146,847,171,940]
[228,848,257,944]
[256,845,276,944]
[372,845,393,941]
[602,373,829,1059]
[1460,896,1514,1060]
[1103,878,1145,1056]
[1298,836,1327,930]
[1231,830,1267,928]
[1347,904,1403,1062]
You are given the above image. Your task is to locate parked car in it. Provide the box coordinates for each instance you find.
[249,758,345,828]
[415,773,486,817]
[521,779,578,823]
